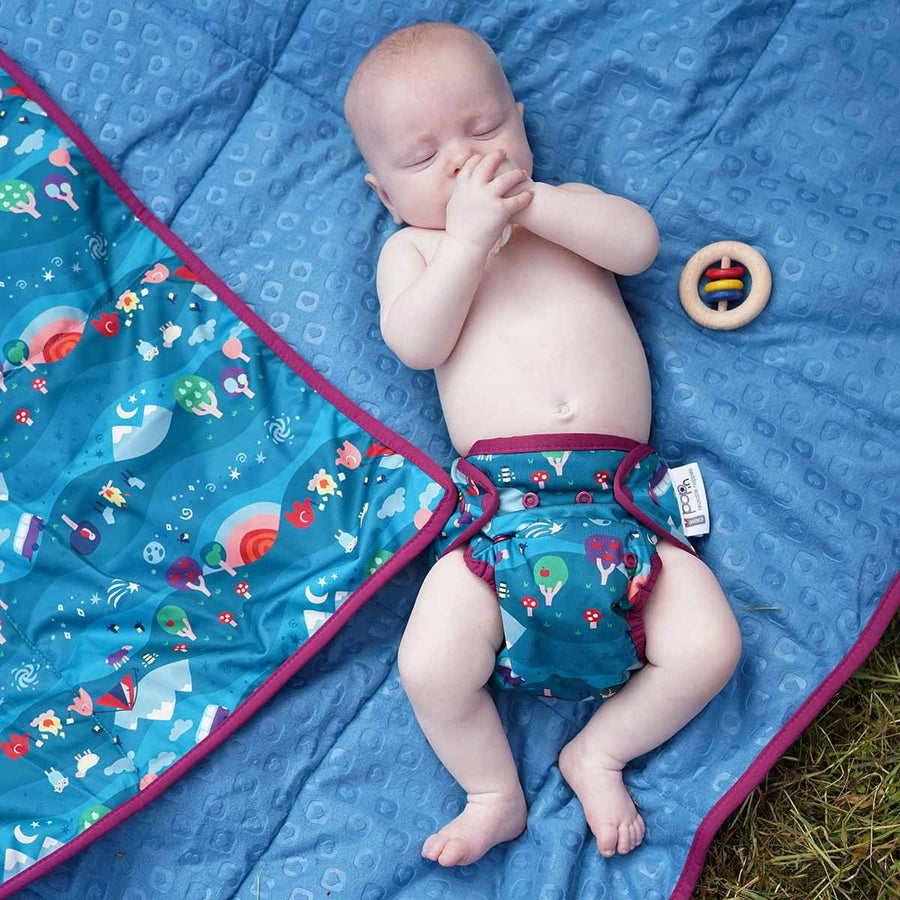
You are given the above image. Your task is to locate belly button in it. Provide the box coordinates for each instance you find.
[555,401,574,420]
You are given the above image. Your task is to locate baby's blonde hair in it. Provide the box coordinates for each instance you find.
[343,21,505,157]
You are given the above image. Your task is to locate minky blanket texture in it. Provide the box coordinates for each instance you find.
[1,0,899,898]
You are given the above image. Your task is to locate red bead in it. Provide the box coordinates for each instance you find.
[705,265,745,279]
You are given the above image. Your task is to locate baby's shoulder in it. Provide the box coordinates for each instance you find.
[378,225,440,267]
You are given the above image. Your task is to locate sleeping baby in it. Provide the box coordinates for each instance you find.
[343,21,742,867]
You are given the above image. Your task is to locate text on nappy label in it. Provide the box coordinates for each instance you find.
[669,462,710,537]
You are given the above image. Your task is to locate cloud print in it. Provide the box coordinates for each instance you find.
[103,750,136,776]
[15,128,45,155]
[169,719,193,741]
[188,318,216,346]
[377,487,406,520]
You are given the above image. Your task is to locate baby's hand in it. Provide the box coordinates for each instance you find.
[445,150,534,252]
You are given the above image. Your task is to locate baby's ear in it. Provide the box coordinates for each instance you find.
[364,172,403,225]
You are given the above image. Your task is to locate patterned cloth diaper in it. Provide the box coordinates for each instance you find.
[433,434,696,701]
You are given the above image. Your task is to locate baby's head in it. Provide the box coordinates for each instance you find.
[343,22,532,229]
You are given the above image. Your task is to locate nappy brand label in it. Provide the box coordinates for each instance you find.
[669,462,710,537]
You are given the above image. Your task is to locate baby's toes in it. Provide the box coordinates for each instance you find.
[635,815,646,845]
[596,823,619,857]
[422,833,446,861]
[437,836,470,867]
[617,822,635,854]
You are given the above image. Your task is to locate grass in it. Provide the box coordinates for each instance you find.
[695,615,900,900]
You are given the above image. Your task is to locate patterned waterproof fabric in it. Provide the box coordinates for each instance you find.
[1,2,899,900]
[434,437,694,700]
[0,69,452,892]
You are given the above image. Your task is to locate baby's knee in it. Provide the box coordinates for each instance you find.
[695,600,742,688]
[397,624,497,705]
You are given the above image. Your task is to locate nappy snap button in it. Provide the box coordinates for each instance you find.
[624,552,638,570]
[575,491,593,504]
[522,492,540,508]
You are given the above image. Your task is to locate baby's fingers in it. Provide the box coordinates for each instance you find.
[503,189,533,212]
[491,168,528,195]
[456,153,483,180]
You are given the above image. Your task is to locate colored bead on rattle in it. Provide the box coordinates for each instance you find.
[703,259,745,311]
[678,240,772,331]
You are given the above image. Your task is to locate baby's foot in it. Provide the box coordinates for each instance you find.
[558,741,645,857]
[421,788,527,867]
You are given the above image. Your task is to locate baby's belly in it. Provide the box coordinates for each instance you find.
[436,248,653,456]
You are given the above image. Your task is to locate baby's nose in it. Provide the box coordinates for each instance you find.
[449,146,479,176]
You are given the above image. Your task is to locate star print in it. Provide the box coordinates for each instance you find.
[71,262,81,273]
[43,269,54,282]
[331,573,338,580]
[90,594,101,605]
[128,394,137,403]
[317,577,327,587]
[256,452,266,464]
[229,467,241,480]
[128,582,139,593]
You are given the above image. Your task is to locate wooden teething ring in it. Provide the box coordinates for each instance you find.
[679,240,772,330]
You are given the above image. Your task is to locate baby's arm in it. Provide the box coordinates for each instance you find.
[376,151,532,370]
[511,181,659,276]
[376,230,490,370]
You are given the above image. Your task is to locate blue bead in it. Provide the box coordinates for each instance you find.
[705,289,743,304]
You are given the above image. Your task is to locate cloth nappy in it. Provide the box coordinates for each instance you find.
[433,434,695,701]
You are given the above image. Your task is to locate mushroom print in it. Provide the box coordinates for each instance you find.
[594,470,611,491]
[49,144,79,175]
[42,174,79,211]
[165,556,210,596]
[218,611,237,628]
[173,374,223,418]
[541,450,571,477]
[235,581,251,600]
[0,179,41,218]
[222,333,250,362]
[584,534,625,586]
[531,470,549,490]
[533,555,569,606]
[32,376,48,394]
[156,604,197,641]
[5,339,35,371]
[583,609,602,629]
[200,540,236,576]
[14,408,33,427]
[521,596,538,617]
[220,365,255,399]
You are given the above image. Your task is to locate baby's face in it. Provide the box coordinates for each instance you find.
[359,37,533,229]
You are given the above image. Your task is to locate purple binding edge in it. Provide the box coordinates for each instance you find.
[432,430,900,898]
[0,47,457,899]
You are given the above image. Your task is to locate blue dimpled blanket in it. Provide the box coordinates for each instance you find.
[2,1,900,898]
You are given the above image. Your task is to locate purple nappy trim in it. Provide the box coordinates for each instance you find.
[625,552,663,664]
[613,443,696,555]
[436,457,500,558]
[468,432,642,456]
[463,542,496,588]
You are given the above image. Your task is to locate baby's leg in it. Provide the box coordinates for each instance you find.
[397,547,527,867]
[558,540,742,857]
